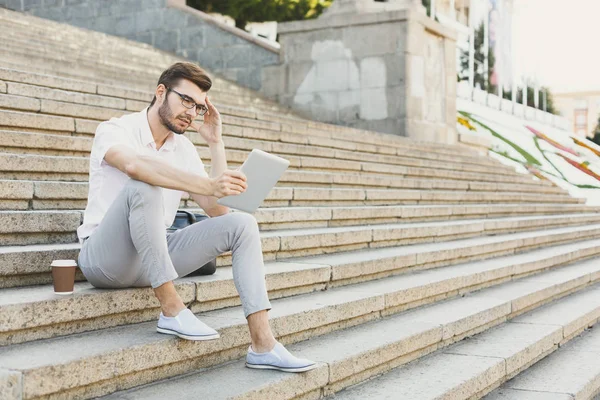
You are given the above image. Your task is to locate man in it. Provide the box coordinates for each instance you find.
[77,62,316,373]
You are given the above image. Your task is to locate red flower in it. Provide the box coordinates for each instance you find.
[526,126,578,156]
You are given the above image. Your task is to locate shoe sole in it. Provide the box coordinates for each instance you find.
[157,327,220,341]
[245,362,318,373]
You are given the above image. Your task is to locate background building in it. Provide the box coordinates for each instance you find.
[554,92,600,138]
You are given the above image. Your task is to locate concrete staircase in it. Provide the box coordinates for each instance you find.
[1,7,600,400]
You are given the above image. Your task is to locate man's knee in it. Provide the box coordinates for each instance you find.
[127,179,162,200]
[224,212,259,234]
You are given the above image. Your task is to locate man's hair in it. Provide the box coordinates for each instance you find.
[150,62,212,107]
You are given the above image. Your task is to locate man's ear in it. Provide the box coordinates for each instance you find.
[156,84,167,103]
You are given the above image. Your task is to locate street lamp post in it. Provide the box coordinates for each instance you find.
[468,0,475,88]
[483,2,489,91]
[543,90,547,112]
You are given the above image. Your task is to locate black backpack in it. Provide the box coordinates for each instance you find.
[168,210,216,276]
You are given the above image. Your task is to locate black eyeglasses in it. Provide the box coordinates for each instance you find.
[167,87,209,116]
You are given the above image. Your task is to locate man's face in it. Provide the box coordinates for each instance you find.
[158,79,207,135]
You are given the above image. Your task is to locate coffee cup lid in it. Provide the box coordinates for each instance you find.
[51,260,77,267]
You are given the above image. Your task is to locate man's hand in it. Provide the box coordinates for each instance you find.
[191,96,223,146]
[210,169,247,198]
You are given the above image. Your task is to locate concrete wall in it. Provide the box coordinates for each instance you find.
[268,2,457,143]
[0,0,280,91]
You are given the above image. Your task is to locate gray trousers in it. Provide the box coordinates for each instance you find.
[78,179,272,318]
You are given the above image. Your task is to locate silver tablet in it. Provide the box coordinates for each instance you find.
[217,149,290,213]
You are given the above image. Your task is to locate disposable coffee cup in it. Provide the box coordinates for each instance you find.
[51,260,77,295]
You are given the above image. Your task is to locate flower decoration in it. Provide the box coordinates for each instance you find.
[457,116,476,131]
[526,126,578,156]
[572,137,600,157]
[556,153,600,181]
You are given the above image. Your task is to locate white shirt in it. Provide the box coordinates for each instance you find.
[77,108,208,242]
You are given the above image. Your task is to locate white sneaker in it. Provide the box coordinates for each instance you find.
[157,308,220,341]
[246,342,317,372]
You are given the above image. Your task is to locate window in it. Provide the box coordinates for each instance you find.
[574,110,588,129]
[575,99,588,110]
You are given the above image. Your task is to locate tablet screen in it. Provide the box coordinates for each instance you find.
[217,149,290,213]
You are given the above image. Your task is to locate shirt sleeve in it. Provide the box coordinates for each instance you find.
[90,119,135,170]
[184,140,209,179]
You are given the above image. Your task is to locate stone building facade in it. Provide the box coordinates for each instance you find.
[265,0,457,142]
[0,0,280,91]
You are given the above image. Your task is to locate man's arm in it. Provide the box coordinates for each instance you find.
[189,95,234,217]
[190,141,230,217]
[105,144,246,198]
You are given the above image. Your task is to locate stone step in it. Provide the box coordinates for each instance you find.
[0,57,249,104]
[199,203,600,230]
[0,151,534,193]
[0,73,296,118]
[0,210,80,245]
[0,36,184,74]
[1,206,597,247]
[0,67,259,108]
[0,64,283,119]
[3,234,600,346]
[0,175,580,216]
[0,22,157,52]
[0,33,186,74]
[0,178,581,212]
[0,79,281,120]
[0,39,191,86]
[0,152,563,198]
[198,133,518,177]
[0,49,167,88]
[0,131,524,184]
[0,10,191,60]
[0,120,499,180]
[0,57,267,114]
[283,187,584,206]
[485,316,600,400]
[326,280,600,400]
[0,14,229,84]
[0,50,482,159]
[0,26,227,80]
[0,217,600,288]
[0,14,506,164]
[0,26,188,71]
[0,105,508,173]
[3,218,600,289]
[0,66,499,163]
[0,130,539,186]
[2,255,599,400]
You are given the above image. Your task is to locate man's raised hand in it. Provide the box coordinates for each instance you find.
[211,169,247,198]
[191,96,223,146]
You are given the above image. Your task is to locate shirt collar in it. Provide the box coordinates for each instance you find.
[140,107,177,152]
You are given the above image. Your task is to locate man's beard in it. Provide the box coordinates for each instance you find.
[158,101,191,135]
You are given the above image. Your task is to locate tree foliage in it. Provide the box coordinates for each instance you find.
[187,0,333,29]
[500,86,557,115]
[592,115,600,146]
[421,0,431,17]
[458,22,495,92]
[458,22,557,114]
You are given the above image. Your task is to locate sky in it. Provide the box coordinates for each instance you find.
[512,0,600,93]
